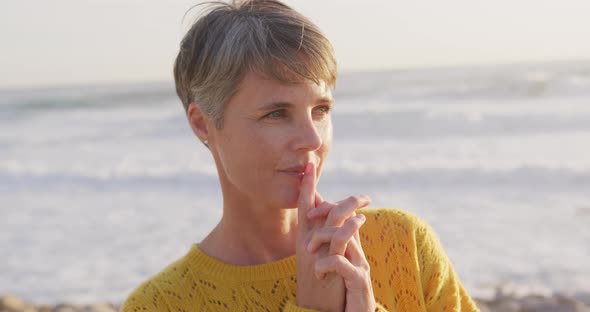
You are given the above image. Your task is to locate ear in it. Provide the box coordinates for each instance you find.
[187,102,210,143]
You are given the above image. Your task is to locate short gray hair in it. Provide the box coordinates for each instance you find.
[173,0,337,128]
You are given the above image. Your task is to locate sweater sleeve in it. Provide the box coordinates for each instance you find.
[416,220,479,311]
[120,281,172,312]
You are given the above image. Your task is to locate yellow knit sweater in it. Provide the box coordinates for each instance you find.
[121,208,479,311]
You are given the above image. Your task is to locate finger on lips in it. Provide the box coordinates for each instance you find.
[297,162,316,230]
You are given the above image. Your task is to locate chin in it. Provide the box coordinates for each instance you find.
[275,196,299,209]
[267,189,299,209]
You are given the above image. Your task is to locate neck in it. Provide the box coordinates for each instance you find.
[200,196,299,266]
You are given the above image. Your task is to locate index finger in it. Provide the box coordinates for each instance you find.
[297,162,316,229]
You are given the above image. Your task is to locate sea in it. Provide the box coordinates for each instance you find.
[1,60,589,304]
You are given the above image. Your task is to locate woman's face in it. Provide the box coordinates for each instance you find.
[208,71,333,209]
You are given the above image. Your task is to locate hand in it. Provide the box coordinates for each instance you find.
[296,162,345,312]
[307,194,377,312]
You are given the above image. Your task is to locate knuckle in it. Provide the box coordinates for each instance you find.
[325,255,338,265]
[360,260,371,272]
[317,202,331,211]
[324,200,337,207]
[326,211,345,226]
[308,236,319,247]
[334,255,347,266]
[319,204,335,216]
[323,226,337,236]
[352,268,365,280]
[311,234,325,246]
[332,202,347,214]
[342,219,362,235]
[318,256,336,268]
[333,209,347,221]
[347,216,363,227]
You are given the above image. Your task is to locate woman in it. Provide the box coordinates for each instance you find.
[122,1,478,311]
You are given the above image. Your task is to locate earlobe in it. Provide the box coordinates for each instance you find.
[187,102,209,142]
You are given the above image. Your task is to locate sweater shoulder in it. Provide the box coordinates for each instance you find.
[121,256,195,312]
[356,207,428,235]
[357,208,444,260]
[121,278,172,312]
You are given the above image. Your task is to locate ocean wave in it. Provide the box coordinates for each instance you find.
[0,171,219,193]
[2,166,588,193]
[2,60,589,116]
[0,82,176,112]
[334,60,590,101]
[321,166,590,191]
[332,106,590,139]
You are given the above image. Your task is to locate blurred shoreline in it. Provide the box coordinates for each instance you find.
[3,60,590,311]
[2,290,590,312]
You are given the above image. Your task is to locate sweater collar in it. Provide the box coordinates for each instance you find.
[186,243,297,281]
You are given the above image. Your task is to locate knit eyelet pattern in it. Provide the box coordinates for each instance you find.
[122,208,479,311]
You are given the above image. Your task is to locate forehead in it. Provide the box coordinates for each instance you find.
[231,71,333,109]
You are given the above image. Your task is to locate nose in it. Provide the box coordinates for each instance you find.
[292,114,323,151]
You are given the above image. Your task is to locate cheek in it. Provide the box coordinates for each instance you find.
[218,127,280,186]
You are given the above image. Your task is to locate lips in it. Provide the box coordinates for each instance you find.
[280,165,307,173]
[278,163,314,180]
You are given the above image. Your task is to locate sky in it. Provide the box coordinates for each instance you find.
[1,0,589,88]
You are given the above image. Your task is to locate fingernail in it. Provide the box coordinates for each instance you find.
[306,242,313,252]
[361,194,371,201]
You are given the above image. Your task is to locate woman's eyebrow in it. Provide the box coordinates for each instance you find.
[259,102,293,111]
[259,97,333,111]
[318,96,334,104]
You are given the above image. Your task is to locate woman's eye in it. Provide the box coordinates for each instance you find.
[265,110,287,119]
[314,105,331,116]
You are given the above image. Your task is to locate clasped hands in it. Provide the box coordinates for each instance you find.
[296,162,376,312]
